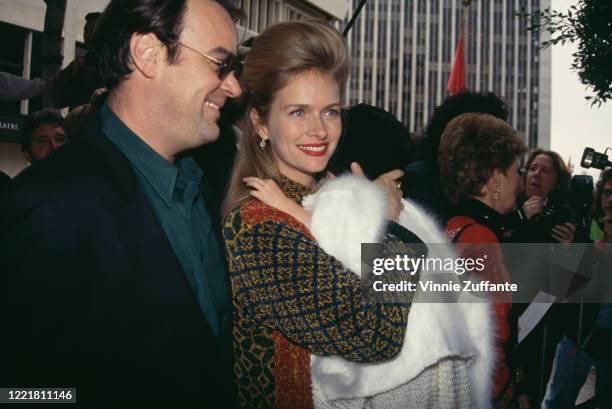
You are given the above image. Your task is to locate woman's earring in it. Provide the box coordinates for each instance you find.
[493,184,501,201]
[259,138,267,149]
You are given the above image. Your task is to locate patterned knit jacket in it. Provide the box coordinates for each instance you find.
[222,177,413,409]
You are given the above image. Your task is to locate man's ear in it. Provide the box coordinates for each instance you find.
[249,108,269,140]
[129,32,162,79]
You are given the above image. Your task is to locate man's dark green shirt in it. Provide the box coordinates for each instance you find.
[101,103,228,338]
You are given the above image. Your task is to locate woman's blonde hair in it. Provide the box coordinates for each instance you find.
[221,19,349,218]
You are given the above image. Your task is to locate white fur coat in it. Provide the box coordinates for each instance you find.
[302,175,494,409]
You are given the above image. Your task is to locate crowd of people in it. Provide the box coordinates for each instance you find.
[0,0,610,408]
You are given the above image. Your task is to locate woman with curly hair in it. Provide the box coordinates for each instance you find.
[590,167,612,241]
[513,149,577,244]
[439,112,530,408]
[505,149,578,404]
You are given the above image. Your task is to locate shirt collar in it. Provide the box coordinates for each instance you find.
[280,175,313,204]
[101,102,178,206]
[455,198,513,240]
[174,155,204,204]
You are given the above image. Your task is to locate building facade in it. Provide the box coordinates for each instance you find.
[343,0,551,149]
[240,0,348,32]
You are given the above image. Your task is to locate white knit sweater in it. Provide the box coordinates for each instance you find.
[302,175,494,409]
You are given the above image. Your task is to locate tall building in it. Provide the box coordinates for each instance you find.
[239,0,348,32]
[343,0,551,149]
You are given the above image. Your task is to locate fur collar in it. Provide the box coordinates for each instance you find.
[304,175,494,409]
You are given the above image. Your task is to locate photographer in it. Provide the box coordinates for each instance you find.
[512,149,577,244]
[542,169,612,408]
[506,149,578,405]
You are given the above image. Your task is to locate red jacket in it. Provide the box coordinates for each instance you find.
[445,215,512,399]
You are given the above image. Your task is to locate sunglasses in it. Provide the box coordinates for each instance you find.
[177,42,243,79]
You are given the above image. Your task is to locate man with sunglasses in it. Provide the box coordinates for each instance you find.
[1,1,242,408]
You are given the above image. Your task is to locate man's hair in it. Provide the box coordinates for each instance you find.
[95,0,242,89]
[438,113,527,204]
[85,12,102,22]
[423,91,509,162]
[21,110,69,154]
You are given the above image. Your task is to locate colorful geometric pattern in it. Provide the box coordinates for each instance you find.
[223,177,411,408]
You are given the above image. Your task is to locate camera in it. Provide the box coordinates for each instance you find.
[531,201,579,241]
[581,147,612,170]
[530,175,594,242]
[570,175,595,220]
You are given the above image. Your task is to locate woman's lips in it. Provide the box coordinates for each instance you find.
[298,143,329,157]
[529,182,541,190]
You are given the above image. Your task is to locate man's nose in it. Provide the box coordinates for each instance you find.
[50,138,63,150]
[221,72,242,98]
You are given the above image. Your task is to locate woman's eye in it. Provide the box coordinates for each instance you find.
[324,109,340,117]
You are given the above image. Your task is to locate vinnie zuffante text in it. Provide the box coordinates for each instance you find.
[370,254,518,293]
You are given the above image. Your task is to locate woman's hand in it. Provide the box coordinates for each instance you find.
[243,177,311,227]
[551,222,576,244]
[377,169,403,223]
[350,162,403,223]
[243,177,290,210]
[522,196,544,219]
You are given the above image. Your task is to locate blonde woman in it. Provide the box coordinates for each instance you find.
[222,19,491,409]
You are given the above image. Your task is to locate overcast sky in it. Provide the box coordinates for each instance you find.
[549,0,611,179]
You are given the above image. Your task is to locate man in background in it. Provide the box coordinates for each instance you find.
[21,109,69,162]
[52,12,103,109]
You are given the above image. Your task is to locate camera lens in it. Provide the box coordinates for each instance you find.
[581,148,594,168]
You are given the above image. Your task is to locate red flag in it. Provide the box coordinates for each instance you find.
[447,20,466,94]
